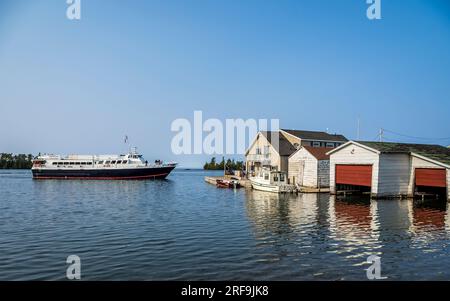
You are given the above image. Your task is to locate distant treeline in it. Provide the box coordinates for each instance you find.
[203,157,244,170]
[0,153,34,169]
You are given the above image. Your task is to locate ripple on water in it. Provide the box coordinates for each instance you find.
[0,170,450,280]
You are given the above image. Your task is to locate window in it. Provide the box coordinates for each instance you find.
[69,162,75,165]
[273,176,278,182]
[256,148,261,155]
[111,161,116,164]
[98,161,103,164]
[64,162,69,165]
[87,162,92,165]
[326,143,334,148]
[312,141,321,147]
[81,162,86,165]
[122,160,128,164]
[52,162,57,165]
[264,173,269,180]
[280,174,285,182]
[105,161,110,164]
[116,160,122,164]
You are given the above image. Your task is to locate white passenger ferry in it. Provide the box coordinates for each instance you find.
[31,148,177,180]
[250,169,296,193]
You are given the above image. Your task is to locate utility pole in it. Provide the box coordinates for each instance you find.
[357,117,361,140]
[379,128,384,142]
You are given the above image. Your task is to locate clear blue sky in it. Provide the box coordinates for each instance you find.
[1,0,449,167]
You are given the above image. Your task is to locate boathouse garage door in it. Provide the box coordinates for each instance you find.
[335,165,373,187]
[415,168,446,188]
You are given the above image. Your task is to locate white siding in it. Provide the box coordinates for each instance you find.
[318,160,330,188]
[288,148,318,188]
[246,132,280,172]
[447,169,450,201]
[377,153,411,197]
[329,144,379,194]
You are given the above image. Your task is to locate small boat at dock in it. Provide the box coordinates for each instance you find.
[216,178,241,189]
[250,169,296,193]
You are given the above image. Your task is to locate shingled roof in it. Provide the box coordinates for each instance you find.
[260,131,298,156]
[282,129,347,142]
[302,146,331,160]
[357,141,450,167]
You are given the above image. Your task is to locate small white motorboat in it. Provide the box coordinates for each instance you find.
[249,170,296,193]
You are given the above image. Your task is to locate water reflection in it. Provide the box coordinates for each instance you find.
[244,190,450,279]
[2,170,450,280]
[411,200,446,231]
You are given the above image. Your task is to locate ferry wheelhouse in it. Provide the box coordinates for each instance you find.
[32,149,177,180]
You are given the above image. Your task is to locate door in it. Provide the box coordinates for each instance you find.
[335,165,372,187]
[415,168,446,187]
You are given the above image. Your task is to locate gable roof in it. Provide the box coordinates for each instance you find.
[357,141,450,166]
[302,146,331,160]
[327,141,450,167]
[260,131,298,156]
[281,129,347,142]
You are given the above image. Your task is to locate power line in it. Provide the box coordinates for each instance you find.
[383,129,450,141]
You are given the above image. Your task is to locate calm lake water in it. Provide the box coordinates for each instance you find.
[1,169,449,280]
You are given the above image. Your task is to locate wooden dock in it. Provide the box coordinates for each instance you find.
[297,186,330,193]
[204,176,252,188]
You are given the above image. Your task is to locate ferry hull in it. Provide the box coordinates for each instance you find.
[32,166,176,180]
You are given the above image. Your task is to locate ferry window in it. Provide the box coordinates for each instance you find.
[70,162,75,165]
[122,160,128,164]
[111,160,116,164]
[64,162,69,165]
[98,161,103,164]
[81,162,86,165]
[52,162,57,165]
[87,162,92,165]
[116,160,122,164]
[105,161,110,164]
[326,143,334,148]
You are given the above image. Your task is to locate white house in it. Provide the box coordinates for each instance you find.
[288,146,330,190]
[327,141,450,201]
[245,129,347,177]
